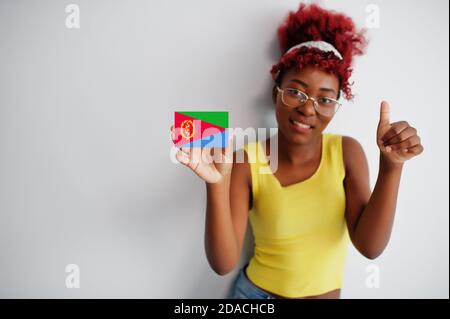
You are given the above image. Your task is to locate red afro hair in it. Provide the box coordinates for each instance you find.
[271,3,368,100]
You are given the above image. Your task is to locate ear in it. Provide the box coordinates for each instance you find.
[272,85,278,105]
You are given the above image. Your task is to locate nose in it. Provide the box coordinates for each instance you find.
[295,98,316,116]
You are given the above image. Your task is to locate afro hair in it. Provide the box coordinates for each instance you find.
[270,3,368,100]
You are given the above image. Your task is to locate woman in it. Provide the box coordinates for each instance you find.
[170,3,423,299]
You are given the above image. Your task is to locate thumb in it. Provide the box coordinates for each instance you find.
[379,101,390,127]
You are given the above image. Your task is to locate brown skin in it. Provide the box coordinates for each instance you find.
[170,65,424,299]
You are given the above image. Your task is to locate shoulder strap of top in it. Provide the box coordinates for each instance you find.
[324,134,345,179]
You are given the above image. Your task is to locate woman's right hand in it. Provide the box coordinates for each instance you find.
[170,125,234,184]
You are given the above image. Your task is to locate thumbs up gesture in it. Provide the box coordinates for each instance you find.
[377,101,424,165]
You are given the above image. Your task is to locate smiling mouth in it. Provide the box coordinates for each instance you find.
[289,119,314,129]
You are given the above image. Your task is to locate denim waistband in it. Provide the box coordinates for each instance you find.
[230,264,276,299]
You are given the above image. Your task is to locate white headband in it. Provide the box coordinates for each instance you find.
[285,40,343,60]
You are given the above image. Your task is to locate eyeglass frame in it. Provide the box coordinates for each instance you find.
[275,86,342,117]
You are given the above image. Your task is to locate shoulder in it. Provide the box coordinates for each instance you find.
[341,135,367,173]
[243,140,264,158]
[342,135,363,150]
[236,139,269,189]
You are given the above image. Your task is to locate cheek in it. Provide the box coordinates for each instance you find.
[275,105,289,126]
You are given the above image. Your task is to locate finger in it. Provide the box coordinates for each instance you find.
[211,133,233,163]
[405,144,424,156]
[211,147,221,162]
[180,147,203,170]
[191,146,205,166]
[379,101,390,127]
[182,146,201,165]
[176,149,191,165]
[388,135,421,151]
[201,147,214,164]
[170,125,176,141]
[171,125,184,143]
[180,146,191,155]
[381,121,410,143]
[384,127,417,146]
[223,133,234,161]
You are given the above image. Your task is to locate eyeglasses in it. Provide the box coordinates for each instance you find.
[276,86,342,117]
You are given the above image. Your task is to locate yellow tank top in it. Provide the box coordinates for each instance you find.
[244,133,349,298]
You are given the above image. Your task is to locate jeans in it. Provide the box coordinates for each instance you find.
[226,264,276,299]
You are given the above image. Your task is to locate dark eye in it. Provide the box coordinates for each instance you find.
[286,88,307,101]
[286,88,300,96]
[318,97,336,105]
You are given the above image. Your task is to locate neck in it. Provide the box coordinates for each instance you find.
[276,131,322,165]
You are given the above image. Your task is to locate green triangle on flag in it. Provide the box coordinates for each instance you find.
[176,112,228,128]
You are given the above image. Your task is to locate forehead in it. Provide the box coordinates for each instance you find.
[282,65,339,89]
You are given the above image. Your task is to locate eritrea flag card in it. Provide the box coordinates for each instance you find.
[173,112,229,148]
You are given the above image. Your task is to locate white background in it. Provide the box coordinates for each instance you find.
[0,0,448,298]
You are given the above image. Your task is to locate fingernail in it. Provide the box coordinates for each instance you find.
[386,146,392,152]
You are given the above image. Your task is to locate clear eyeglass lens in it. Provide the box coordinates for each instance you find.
[281,88,340,116]
[317,98,339,115]
[283,88,307,106]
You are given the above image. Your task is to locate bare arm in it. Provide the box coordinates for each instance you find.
[171,126,251,275]
[205,152,251,275]
[343,136,403,259]
[343,102,424,259]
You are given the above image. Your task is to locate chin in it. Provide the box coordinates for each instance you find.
[279,126,311,145]
[280,122,318,145]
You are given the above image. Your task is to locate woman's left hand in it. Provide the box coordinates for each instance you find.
[376,101,424,165]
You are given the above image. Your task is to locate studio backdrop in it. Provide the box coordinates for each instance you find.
[0,0,448,298]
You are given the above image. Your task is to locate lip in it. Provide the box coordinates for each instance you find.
[289,118,314,134]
